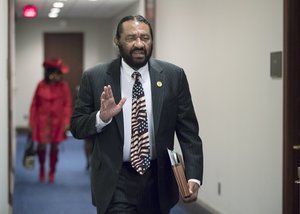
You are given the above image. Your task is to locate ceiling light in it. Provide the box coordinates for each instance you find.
[53,2,64,8]
[48,13,58,18]
[51,8,61,13]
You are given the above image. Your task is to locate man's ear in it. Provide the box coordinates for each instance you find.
[114,37,120,47]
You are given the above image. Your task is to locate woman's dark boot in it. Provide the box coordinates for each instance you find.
[37,148,46,182]
[49,147,58,183]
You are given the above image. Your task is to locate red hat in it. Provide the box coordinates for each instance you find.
[43,58,69,73]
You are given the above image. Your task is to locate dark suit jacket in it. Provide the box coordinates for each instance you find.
[70,58,203,214]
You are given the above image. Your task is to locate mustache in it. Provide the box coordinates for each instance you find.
[130,47,146,54]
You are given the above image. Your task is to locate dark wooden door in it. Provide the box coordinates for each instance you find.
[283,0,300,213]
[44,33,83,104]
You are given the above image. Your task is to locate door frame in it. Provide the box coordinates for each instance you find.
[7,0,14,208]
[283,0,300,213]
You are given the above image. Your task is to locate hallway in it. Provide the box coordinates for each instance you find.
[0,1,284,213]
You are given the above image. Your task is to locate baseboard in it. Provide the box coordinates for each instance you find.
[178,199,221,214]
[197,200,221,214]
[16,127,30,134]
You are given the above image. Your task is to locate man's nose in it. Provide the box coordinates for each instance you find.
[134,38,144,48]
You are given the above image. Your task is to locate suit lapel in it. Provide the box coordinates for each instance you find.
[105,58,164,141]
[106,58,124,141]
[149,59,164,136]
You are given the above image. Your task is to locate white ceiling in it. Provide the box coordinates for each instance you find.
[15,0,138,19]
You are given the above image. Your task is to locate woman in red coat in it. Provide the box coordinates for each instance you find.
[29,58,72,183]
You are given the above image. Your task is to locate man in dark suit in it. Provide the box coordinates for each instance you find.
[70,15,203,214]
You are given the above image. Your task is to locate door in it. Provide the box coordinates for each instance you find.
[283,0,300,213]
[44,33,83,104]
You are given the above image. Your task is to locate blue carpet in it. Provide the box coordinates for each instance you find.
[13,134,96,214]
[12,134,189,214]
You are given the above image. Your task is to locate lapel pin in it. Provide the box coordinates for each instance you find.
[156,81,162,87]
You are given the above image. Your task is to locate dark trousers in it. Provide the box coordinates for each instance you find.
[105,160,163,214]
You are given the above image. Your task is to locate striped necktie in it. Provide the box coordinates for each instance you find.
[130,71,151,175]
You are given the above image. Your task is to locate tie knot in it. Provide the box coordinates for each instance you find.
[132,72,141,81]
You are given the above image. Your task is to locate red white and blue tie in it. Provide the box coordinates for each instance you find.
[130,71,151,175]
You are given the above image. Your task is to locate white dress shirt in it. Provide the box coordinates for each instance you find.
[95,59,156,162]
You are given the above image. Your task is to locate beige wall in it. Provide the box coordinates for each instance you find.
[155,0,283,213]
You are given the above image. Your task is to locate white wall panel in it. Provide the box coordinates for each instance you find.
[155,0,283,213]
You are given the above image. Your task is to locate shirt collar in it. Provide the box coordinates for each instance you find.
[121,58,149,81]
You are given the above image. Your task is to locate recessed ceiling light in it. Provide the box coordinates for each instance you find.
[51,8,61,13]
[48,13,58,18]
[53,2,64,8]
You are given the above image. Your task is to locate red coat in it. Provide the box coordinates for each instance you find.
[29,80,72,143]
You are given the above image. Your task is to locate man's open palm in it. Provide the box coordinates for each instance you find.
[99,85,126,122]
